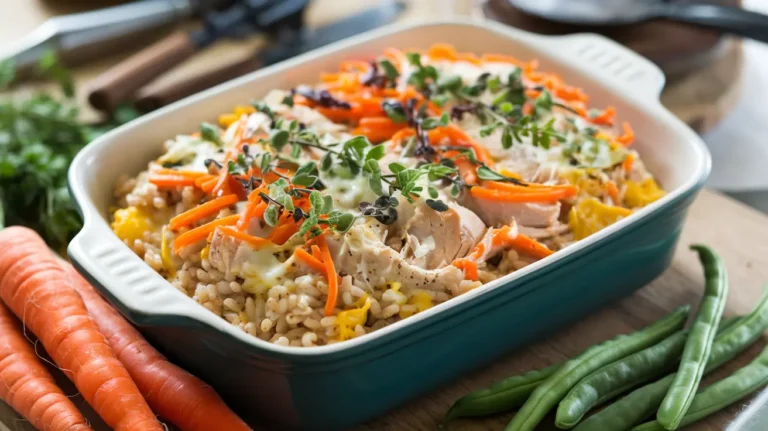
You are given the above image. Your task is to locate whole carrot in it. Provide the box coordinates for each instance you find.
[0,226,162,431]
[0,301,92,431]
[62,262,252,431]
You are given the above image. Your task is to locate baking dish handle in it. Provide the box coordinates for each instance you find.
[68,220,212,328]
[549,33,666,102]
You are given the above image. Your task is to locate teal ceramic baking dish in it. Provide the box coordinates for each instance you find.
[68,19,710,430]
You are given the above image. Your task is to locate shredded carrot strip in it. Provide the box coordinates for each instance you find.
[617,122,635,146]
[483,181,578,196]
[524,89,541,99]
[481,53,524,67]
[507,233,554,260]
[569,101,588,117]
[622,153,635,172]
[169,194,239,231]
[217,226,270,249]
[154,168,207,179]
[339,60,370,73]
[606,181,620,203]
[293,248,326,274]
[268,222,300,246]
[470,186,573,203]
[522,103,534,116]
[469,242,485,260]
[316,234,338,317]
[358,116,402,129]
[194,174,217,188]
[429,125,495,166]
[354,116,407,143]
[554,85,588,103]
[389,128,416,150]
[491,225,516,247]
[211,172,230,196]
[591,106,616,126]
[200,177,220,194]
[456,52,482,65]
[237,201,267,231]
[149,175,197,188]
[310,244,323,261]
[452,258,478,281]
[173,215,240,253]
[383,48,407,71]
[427,44,458,61]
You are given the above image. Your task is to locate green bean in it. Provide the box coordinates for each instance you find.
[503,306,690,431]
[632,344,768,431]
[556,316,742,429]
[657,245,729,430]
[443,363,561,424]
[574,287,768,431]
[555,330,687,429]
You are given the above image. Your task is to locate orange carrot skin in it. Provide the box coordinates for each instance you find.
[0,227,163,431]
[62,263,252,431]
[0,301,93,431]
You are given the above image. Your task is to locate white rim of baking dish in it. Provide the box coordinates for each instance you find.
[68,18,711,357]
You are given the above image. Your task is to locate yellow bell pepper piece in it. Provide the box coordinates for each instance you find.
[218,113,238,128]
[111,206,153,245]
[234,105,256,117]
[337,296,371,341]
[561,169,604,198]
[624,177,665,208]
[569,198,632,240]
[399,290,433,319]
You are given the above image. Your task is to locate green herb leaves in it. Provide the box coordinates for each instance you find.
[201,122,224,146]
[0,55,137,250]
[380,59,399,81]
[299,191,355,237]
[420,113,450,130]
[406,53,439,92]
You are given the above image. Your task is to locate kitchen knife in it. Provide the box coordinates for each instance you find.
[134,0,405,112]
[0,0,233,76]
[87,0,308,113]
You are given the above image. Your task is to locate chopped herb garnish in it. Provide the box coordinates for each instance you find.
[292,85,351,109]
[200,122,224,146]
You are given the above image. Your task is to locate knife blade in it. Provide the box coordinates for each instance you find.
[0,0,235,75]
[134,1,405,112]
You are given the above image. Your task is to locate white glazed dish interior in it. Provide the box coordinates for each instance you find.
[68,19,711,357]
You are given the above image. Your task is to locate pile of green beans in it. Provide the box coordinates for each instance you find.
[556,316,741,429]
[656,246,729,430]
[503,306,690,431]
[442,245,768,431]
[574,285,768,431]
[443,363,561,423]
[632,343,768,431]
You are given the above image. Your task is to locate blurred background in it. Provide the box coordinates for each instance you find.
[1,0,767,213]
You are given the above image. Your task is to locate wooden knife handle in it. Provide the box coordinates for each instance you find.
[134,56,263,112]
[87,30,198,113]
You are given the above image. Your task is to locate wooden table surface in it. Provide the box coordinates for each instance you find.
[3,1,768,430]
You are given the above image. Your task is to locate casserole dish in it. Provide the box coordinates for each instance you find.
[68,19,710,430]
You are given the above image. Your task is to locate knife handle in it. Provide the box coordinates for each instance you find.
[134,55,263,112]
[87,30,198,113]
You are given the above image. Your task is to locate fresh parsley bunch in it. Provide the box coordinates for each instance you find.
[0,55,138,250]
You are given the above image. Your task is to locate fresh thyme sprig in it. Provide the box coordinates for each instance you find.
[393,55,566,150]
